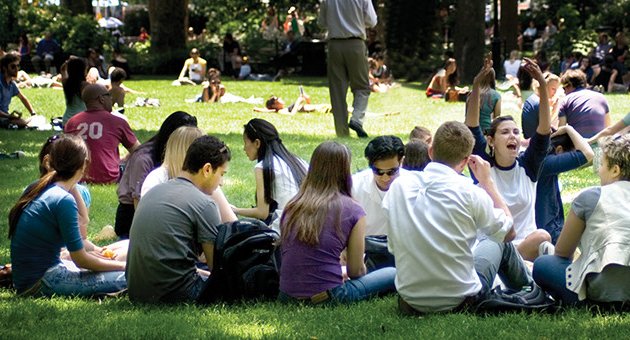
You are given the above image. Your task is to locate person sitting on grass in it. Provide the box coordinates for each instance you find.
[140,125,237,223]
[278,141,396,304]
[200,68,225,103]
[521,72,562,140]
[534,125,593,246]
[232,118,308,228]
[1,53,37,129]
[254,86,331,115]
[409,125,432,145]
[466,57,552,261]
[64,84,140,184]
[61,57,88,125]
[175,48,207,86]
[115,111,197,238]
[126,135,231,304]
[352,136,408,270]
[426,57,458,98]
[533,135,630,306]
[384,120,531,314]
[467,63,501,133]
[109,67,127,110]
[402,140,430,172]
[37,134,129,261]
[9,134,126,297]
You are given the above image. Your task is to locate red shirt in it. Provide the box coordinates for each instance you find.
[65,109,138,184]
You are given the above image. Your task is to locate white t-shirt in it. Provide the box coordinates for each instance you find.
[255,155,307,210]
[503,59,521,78]
[351,167,408,236]
[140,166,168,198]
[383,163,511,312]
[490,162,537,244]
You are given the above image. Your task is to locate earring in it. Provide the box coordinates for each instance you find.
[490,146,494,158]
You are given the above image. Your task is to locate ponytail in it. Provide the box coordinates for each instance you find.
[8,171,58,238]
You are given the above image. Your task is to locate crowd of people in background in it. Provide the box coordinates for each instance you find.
[2,3,630,315]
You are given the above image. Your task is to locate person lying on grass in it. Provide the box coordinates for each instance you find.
[533,134,630,306]
[232,118,308,230]
[253,87,331,115]
[466,56,552,261]
[9,134,126,297]
[278,141,396,304]
[126,135,230,304]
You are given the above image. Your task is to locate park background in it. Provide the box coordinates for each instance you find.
[1,1,630,338]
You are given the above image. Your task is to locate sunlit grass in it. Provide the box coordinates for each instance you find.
[1,76,629,338]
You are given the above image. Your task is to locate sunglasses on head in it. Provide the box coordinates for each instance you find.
[370,166,399,177]
[47,134,61,144]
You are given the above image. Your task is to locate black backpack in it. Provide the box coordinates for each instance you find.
[473,284,558,314]
[197,218,281,304]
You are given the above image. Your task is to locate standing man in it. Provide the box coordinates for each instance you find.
[64,84,140,184]
[319,0,377,138]
[0,53,37,129]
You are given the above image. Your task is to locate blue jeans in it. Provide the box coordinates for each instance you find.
[473,239,532,292]
[532,255,579,305]
[39,261,127,297]
[279,267,396,304]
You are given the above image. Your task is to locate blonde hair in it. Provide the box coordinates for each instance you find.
[163,126,204,178]
[532,72,560,95]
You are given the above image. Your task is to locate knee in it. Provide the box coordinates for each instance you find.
[531,229,551,244]
[532,255,557,283]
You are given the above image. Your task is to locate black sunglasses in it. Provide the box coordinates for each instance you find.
[370,166,399,177]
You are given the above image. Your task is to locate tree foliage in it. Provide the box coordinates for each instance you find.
[384,0,441,81]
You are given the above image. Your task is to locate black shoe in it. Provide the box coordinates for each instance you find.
[349,120,369,138]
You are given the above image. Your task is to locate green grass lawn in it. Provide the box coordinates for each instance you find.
[1,76,629,338]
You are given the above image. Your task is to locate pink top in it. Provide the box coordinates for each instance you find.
[65,109,138,184]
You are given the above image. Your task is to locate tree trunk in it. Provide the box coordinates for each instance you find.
[148,0,188,53]
[61,0,92,15]
[500,0,518,55]
[453,0,485,84]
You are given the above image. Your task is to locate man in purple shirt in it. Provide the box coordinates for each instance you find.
[558,69,611,138]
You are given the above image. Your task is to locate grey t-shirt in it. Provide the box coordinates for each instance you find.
[126,177,220,303]
[572,186,630,302]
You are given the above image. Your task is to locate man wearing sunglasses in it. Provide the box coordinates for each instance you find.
[64,84,140,184]
[0,53,37,129]
[352,135,406,270]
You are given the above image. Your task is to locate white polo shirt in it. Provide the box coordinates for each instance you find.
[383,162,512,312]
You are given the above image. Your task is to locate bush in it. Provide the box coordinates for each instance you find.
[17,5,106,58]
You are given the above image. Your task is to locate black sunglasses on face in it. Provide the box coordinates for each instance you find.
[371,166,399,177]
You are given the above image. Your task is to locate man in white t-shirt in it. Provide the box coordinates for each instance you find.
[384,121,532,314]
[352,135,407,270]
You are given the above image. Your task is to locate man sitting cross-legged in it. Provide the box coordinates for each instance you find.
[126,135,231,304]
[384,121,533,314]
[352,135,407,270]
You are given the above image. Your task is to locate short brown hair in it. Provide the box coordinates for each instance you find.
[601,134,630,181]
[560,69,587,89]
[432,121,474,167]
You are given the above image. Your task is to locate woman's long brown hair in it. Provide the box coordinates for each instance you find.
[280,141,352,246]
[8,135,89,238]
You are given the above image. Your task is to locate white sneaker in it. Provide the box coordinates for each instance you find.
[538,241,555,257]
